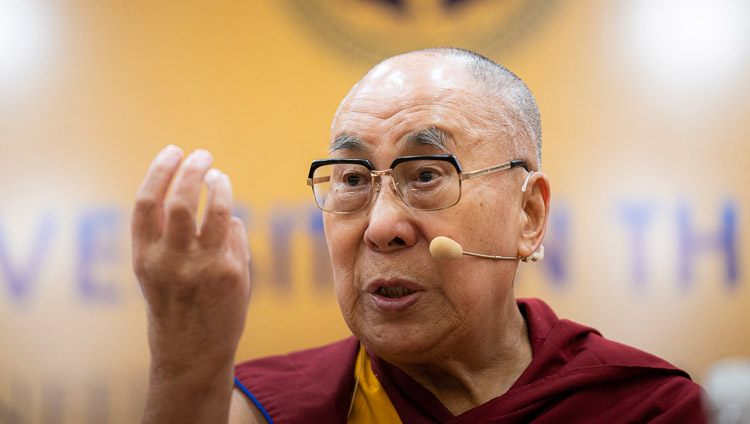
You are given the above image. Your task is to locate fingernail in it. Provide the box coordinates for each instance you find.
[157,144,182,164]
[186,149,213,167]
[205,168,221,185]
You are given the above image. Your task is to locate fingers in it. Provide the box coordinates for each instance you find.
[229,217,252,296]
[165,149,215,247]
[199,169,234,248]
[230,217,250,265]
[134,146,236,253]
[133,145,184,242]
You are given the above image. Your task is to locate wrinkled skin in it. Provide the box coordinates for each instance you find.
[132,147,252,423]
[133,51,550,422]
[325,52,549,412]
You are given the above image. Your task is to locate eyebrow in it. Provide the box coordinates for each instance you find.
[406,126,449,152]
[329,126,450,153]
[329,133,364,153]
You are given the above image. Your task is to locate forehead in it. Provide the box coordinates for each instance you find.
[331,54,502,159]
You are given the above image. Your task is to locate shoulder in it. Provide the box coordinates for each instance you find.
[234,336,360,424]
[511,298,706,422]
[518,297,694,376]
[571,329,705,422]
[235,336,359,380]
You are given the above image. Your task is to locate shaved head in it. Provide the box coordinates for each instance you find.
[333,47,542,169]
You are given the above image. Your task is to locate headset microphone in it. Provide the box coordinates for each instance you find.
[429,236,544,262]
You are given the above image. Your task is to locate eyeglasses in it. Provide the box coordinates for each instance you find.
[307,154,530,214]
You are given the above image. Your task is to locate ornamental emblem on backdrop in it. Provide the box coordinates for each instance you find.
[281,0,556,62]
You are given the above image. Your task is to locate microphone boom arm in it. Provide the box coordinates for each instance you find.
[461,251,521,260]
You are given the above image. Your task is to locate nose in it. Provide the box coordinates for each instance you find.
[363,174,419,253]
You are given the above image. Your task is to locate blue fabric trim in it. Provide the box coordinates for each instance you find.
[234,377,275,424]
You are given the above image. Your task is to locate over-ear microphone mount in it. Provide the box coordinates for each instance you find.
[429,236,544,263]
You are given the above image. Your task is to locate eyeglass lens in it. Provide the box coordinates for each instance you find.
[311,159,460,212]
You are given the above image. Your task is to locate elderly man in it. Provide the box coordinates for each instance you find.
[132,48,704,423]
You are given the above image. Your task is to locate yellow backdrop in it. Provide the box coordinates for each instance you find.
[1,1,748,422]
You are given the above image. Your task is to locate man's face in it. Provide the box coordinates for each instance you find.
[325,54,529,362]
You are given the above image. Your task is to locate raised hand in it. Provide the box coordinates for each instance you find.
[132,145,251,423]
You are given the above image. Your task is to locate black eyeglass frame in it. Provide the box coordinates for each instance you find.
[307,154,530,214]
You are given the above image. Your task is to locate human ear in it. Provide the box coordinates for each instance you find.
[518,171,550,259]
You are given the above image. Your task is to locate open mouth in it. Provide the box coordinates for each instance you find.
[377,286,417,298]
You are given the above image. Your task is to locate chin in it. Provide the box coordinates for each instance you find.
[354,320,442,364]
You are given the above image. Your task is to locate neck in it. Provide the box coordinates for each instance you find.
[391,295,532,415]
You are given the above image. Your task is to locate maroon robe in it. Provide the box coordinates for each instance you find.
[235,298,705,423]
